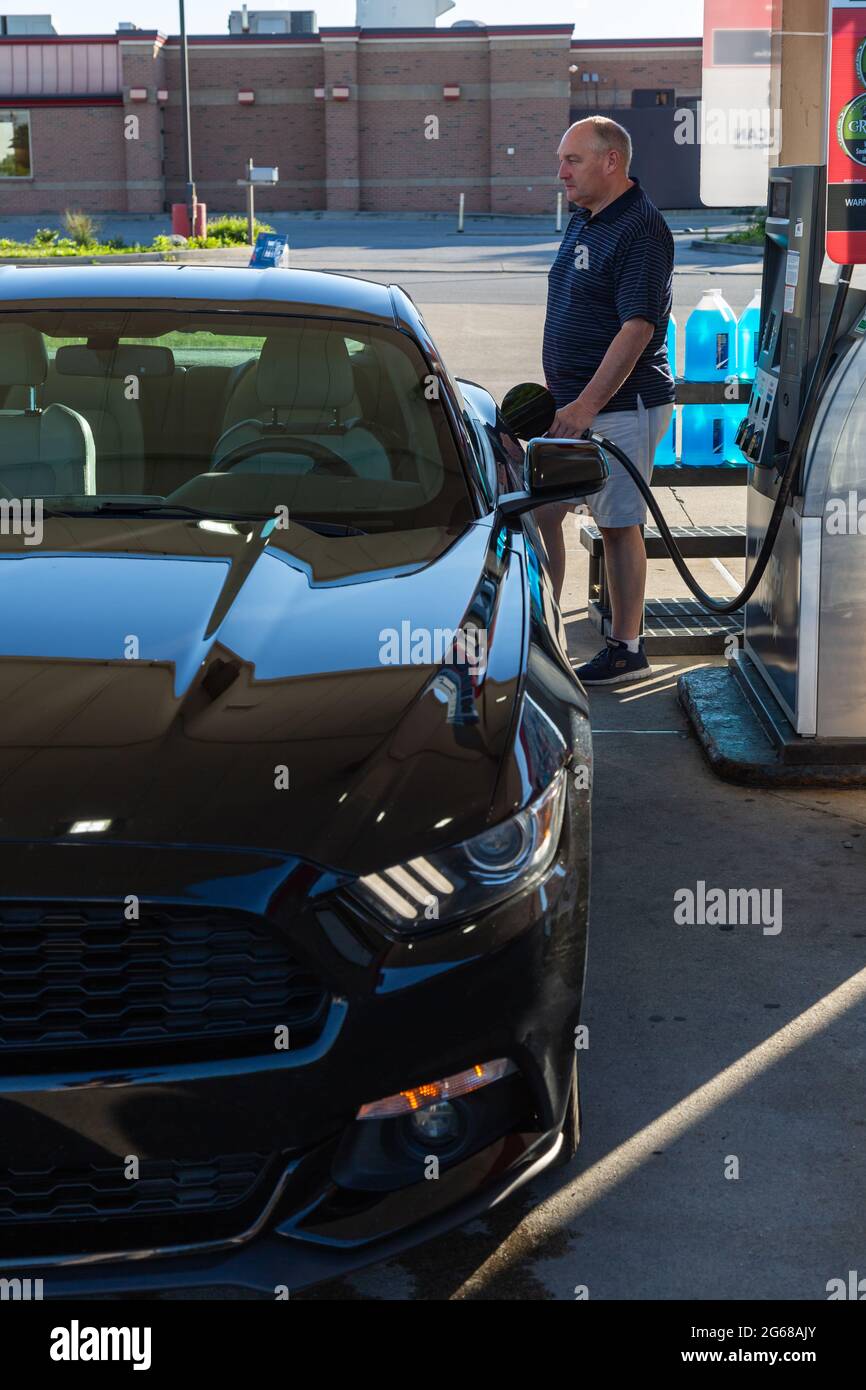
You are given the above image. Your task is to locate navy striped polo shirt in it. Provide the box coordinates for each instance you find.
[542,175,675,415]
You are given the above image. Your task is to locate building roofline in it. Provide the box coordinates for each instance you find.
[0,22,579,47]
[0,34,133,44]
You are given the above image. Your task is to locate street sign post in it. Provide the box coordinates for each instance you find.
[236,159,279,248]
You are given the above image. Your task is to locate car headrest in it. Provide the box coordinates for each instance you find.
[256,330,354,411]
[55,344,175,378]
[0,325,48,387]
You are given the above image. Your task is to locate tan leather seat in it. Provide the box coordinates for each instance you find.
[5,350,147,494]
[212,329,391,480]
[0,326,95,497]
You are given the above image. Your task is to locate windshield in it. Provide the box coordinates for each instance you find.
[0,308,474,532]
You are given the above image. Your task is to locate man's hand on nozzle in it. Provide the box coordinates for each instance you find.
[549,397,597,440]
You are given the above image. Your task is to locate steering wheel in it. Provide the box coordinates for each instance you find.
[212,435,358,477]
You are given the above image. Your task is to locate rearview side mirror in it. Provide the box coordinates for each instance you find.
[498,436,609,522]
[525,436,608,496]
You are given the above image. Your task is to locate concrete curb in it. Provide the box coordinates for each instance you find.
[678,667,866,786]
[689,239,763,258]
[0,248,252,267]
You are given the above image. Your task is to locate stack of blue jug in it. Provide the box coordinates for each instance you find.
[650,314,678,467]
[737,289,761,381]
[681,289,737,465]
[652,289,760,468]
[728,289,760,461]
[674,289,761,466]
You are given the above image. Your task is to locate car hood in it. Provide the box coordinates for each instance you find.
[0,516,526,873]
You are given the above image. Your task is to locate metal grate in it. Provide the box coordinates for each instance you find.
[0,1152,271,1225]
[0,903,329,1059]
[643,599,743,655]
[580,523,746,558]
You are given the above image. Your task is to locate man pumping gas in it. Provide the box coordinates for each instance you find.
[537,116,675,685]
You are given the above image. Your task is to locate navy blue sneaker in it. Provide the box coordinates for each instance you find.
[575,637,652,686]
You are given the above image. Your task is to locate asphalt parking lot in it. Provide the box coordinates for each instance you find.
[49,214,864,1302]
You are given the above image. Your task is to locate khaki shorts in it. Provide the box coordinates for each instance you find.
[578,395,674,529]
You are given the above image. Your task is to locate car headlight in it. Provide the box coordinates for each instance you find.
[348,769,567,932]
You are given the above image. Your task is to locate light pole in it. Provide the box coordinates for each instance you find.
[178,0,197,234]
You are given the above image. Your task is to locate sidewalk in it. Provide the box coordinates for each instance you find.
[0,208,752,251]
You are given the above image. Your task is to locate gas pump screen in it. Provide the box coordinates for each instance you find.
[770,180,790,218]
[827,0,866,263]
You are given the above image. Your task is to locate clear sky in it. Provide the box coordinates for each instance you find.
[11,0,704,39]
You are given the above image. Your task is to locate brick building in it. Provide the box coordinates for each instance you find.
[0,24,703,217]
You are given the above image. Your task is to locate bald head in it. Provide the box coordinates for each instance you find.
[557,117,633,215]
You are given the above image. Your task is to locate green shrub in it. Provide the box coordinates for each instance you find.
[62,209,99,246]
[203,214,275,246]
[723,213,766,246]
[0,214,278,260]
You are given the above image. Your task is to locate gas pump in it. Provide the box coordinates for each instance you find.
[732,165,866,749]
[677,0,866,780]
[656,160,866,781]
[734,165,829,475]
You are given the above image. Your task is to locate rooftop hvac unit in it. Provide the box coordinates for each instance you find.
[0,14,56,33]
[356,0,456,27]
[228,9,317,34]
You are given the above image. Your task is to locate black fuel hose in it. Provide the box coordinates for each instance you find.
[582,264,854,615]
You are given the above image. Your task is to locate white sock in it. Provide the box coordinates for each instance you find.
[612,634,641,653]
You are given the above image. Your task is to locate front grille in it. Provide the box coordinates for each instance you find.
[0,903,330,1060]
[0,1152,272,1226]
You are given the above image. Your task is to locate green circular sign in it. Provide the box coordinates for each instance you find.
[838,93,866,166]
[857,37,866,88]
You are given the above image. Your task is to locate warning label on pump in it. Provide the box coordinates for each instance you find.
[827,1,866,262]
[785,251,800,286]
[783,285,796,313]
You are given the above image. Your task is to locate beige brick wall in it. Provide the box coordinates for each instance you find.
[570,45,702,109]
[161,42,326,212]
[356,39,491,213]
[0,33,704,216]
[0,105,128,214]
[489,38,572,215]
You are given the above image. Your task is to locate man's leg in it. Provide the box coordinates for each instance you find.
[598,523,646,642]
[572,402,659,684]
[535,501,570,604]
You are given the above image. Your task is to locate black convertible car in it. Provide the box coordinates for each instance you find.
[0,264,603,1295]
